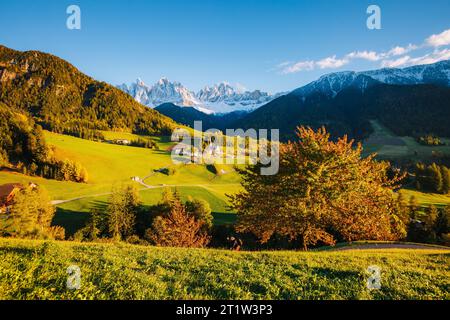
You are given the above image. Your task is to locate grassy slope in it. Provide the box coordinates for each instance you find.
[363,120,450,208]
[1,123,450,234]
[363,120,450,160]
[400,189,450,207]
[0,131,241,234]
[0,238,448,300]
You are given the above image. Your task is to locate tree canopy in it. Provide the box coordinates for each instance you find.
[230,127,407,250]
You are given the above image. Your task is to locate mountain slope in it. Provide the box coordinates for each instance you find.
[233,61,450,141]
[234,83,450,141]
[292,60,450,98]
[0,45,176,136]
[155,103,247,130]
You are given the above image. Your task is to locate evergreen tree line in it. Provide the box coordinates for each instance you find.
[129,138,158,149]
[400,194,450,244]
[3,184,448,249]
[61,127,105,142]
[32,158,89,183]
[415,163,450,194]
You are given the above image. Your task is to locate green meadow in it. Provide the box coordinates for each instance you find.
[363,120,450,161]
[0,238,448,300]
[0,131,242,235]
[1,126,450,236]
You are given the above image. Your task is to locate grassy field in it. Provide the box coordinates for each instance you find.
[400,189,450,208]
[1,125,450,236]
[364,120,450,211]
[0,238,448,300]
[363,120,450,161]
[0,131,242,235]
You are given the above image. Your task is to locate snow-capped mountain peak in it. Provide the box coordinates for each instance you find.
[197,82,239,103]
[118,78,283,114]
[292,60,450,98]
[120,77,200,108]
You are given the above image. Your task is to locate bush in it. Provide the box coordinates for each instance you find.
[145,199,210,248]
[48,226,66,240]
[144,189,211,248]
[160,167,177,176]
[418,135,444,146]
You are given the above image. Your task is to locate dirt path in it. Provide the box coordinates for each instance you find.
[329,243,450,251]
[51,182,240,205]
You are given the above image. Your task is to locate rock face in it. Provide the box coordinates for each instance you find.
[0,69,17,82]
[119,78,282,114]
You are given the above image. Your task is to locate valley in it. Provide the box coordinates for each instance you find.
[1,123,450,237]
[1,0,449,304]
[0,130,241,235]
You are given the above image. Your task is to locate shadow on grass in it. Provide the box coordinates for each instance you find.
[53,200,108,237]
[310,267,361,280]
[213,212,236,225]
[0,246,35,256]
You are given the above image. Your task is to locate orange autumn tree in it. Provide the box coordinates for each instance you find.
[146,196,210,248]
[229,127,407,250]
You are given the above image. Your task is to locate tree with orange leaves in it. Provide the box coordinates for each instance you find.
[146,196,210,248]
[229,127,406,250]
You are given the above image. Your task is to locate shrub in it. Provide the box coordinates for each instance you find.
[145,194,210,248]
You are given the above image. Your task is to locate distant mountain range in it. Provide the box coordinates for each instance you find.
[2,43,449,145]
[292,61,450,99]
[234,60,450,141]
[118,78,284,114]
[152,60,450,141]
[154,103,247,131]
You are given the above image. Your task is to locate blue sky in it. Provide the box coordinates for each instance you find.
[1,0,449,93]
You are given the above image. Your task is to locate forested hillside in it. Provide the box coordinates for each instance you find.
[0,102,88,182]
[232,83,450,141]
[0,45,176,136]
[155,103,247,130]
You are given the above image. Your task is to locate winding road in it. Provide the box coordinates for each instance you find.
[51,177,240,205]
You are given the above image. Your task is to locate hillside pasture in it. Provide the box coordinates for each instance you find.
[0,238,448,300]
[363,120,450,161]
[0,131,241,235]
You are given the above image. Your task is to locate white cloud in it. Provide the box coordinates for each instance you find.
[316,56,349,69]
[386,44,418,56]
[381,56,411,68]
[410,48,450,65]
[277,28,450,75]
[426,29,450,47]
[346,50,382,61]
[282,60,315,74]
[381,48,450,68]
[276,61,292,68]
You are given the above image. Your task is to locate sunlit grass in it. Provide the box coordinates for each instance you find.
[0,238,448,300]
